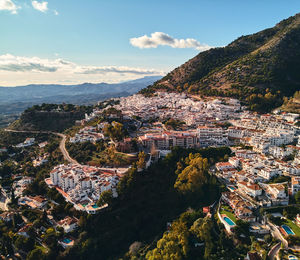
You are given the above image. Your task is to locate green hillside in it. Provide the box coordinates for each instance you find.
[141,13,300,112]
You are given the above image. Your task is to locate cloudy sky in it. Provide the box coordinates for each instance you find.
[1,0,300,86]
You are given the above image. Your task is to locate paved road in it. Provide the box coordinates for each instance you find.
[268,242,281,260]
[56,133,79,164]
[4,129,79,164]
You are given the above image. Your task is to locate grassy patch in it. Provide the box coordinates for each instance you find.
[285,219,300,237]
[220,206,237,223]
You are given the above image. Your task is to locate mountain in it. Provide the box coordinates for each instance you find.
[0,76,161,106]
[0,76,161,128]
[141,14,300,110]
[0,75,161,115]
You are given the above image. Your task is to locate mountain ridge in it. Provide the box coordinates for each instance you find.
[0,76,162,103]
[0,76,161,127]
[141,13,300,110]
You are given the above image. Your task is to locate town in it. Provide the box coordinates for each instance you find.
[0,92,299,259]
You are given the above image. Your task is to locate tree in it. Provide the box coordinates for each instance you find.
[146,220,189,260]
[137,151,147,170]
[103,121,126,141]
[174,156,208,194]
[234,220,250,239]
[27,248,45,260]
[190,218,214,259]
[14,235,35,252]
[295,190,300,204]
[97,190,113,206]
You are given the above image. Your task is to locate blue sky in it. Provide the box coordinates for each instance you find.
[0,0,300,86]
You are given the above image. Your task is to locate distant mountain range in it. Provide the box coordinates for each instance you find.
[142,13,300,107]
[0,76,161,115]
[0,75,161,128]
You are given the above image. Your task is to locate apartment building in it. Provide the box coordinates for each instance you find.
[139,131,198,150]
[197,126,228,147]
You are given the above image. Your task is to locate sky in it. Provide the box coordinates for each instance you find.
[0,0,300,86]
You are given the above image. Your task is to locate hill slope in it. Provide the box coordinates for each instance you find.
[141,14,300,111]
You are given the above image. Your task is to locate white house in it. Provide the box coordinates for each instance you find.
[291,177,300,195]
[237,181,262,197]
[57,216,78,233]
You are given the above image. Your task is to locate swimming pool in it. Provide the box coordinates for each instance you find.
[63,238,72,244]
[223,216,235,226]
[288,255,298,260]
[282,225,295,235]
[92,204,99,209]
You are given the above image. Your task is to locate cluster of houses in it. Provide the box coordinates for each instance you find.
[216,134,300,230]
[15,138,35,148]
[222,191,255,222]
[33,153,49,167]
[18,195,48,209]
[69,126,105,144]
[215,147,296,207]
[112,92,242,124]
[12,176,33,198]
[45,164,124,213]
[77,93,242,128]
[229,113,298,152]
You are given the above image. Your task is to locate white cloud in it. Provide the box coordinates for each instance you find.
[0,0,20,14]
[0,54,164,86]
[32,1,48,12]
[130,32,212,51]
[54,9,58,15]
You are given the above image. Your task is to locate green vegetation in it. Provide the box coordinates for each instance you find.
[69,143,132,167]
[97,190,113,206]
[103,121,127,141]
[268,214,300,237]
[62,146,231,259]
[174,155,209,194]
[285,219,300,237]
[264,205,300,219]
[295,190,300,204]
[66,141,105,164]
[9,104,93,132]
[287,236,300,247]
[281,91,300,113]
[220,206,237,223]
[268,175,291,184]
[164,118,185,130]
[136,151,147,170]
[129,209,248,260]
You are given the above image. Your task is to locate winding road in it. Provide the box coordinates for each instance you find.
[268,242,281,260]
[56,132,79,164]
[4,129,79,164]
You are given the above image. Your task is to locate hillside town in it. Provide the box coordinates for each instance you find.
[0,92,300,259]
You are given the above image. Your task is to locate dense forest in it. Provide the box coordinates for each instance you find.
[60,146,231,260]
